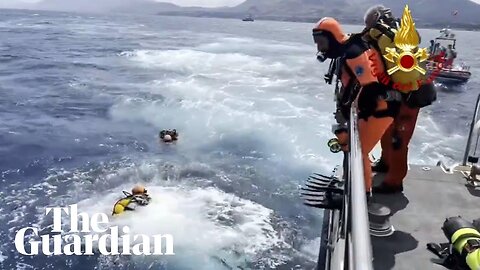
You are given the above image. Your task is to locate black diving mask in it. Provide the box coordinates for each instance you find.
[313,31,343,62]
[313,32,329,63]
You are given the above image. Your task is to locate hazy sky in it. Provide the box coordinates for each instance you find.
[0,0,246,8]
[157,0,245,7]
[1,0,479,9]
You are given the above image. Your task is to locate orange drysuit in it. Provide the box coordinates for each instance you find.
[375,82,436,191]
[313,17,399,193]
[378,103,419,186]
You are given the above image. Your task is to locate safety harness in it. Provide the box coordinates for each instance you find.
[325,55,361,122]
[325,34,401,124]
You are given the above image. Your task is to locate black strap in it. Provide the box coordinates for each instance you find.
[342,58,355,78]
[459,238,480,257]
[325,58,337,84]
[374,23,396,40]
[452,234,480,247]
[345,33,364,45]
[369,44,395,89]
[427,242,451,259]
[427,242,470,270]
[358,102,400,120]
[366,23,397,89]
[340,59,361,107]
[341,58,360,91]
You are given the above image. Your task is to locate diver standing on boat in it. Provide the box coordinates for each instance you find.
[428,40,435,54]
[372,83,435,194]
[313,17,400,197]
[445,44,457,68]
[359,5,437,193]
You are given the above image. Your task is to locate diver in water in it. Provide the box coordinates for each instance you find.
[112,185,151,215]
[159,129,179,143]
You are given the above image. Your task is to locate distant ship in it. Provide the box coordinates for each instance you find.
[242,14,254,22]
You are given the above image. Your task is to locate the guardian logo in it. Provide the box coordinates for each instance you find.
[14,205,175,256]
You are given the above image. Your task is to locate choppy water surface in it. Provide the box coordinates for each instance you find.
[0,8,479,269]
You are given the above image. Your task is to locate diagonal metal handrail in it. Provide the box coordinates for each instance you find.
[462,94,480,166]
[347,105,373,270]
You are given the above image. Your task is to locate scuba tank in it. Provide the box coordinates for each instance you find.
[428,216,480,270]
[443,217,480,270]
[364,5,427,92]
[363,5,436,109]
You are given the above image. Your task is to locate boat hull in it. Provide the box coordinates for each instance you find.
[428,68,471,84]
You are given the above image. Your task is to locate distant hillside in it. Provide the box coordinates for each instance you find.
[23,0,480,30]
[31,0,185,13]
[33,0,219,14]
[156,0,480,29]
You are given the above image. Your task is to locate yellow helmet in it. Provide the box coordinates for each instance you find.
[132,185,147,195]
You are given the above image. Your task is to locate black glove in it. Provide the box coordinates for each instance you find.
[357,83,386,120]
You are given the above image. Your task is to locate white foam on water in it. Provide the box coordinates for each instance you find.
[116,44,336,171]
[410,112,464,165]
[15,262,35,270]
[0,16,469,270]
[74,185,290,268]
[1,157,308,269]
[109,92,333,171]
[119,49,290,77]
[0,250,6,263]
[117,35,462,171]
[299,237,321,259]
[195,37,311,56]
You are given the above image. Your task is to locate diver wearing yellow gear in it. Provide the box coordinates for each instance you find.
[112,185,151,215]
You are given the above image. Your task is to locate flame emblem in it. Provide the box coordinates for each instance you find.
[383,5,428,75]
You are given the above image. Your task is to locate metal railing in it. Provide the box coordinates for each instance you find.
[314,105,374,270]
[462,94,480,166]
[347,105,374,270]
